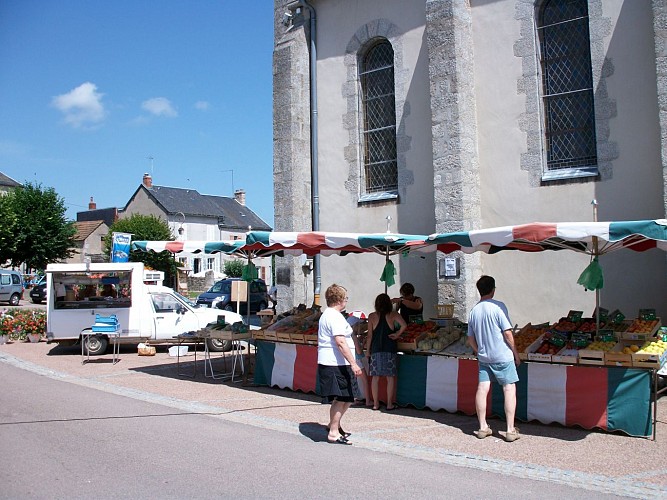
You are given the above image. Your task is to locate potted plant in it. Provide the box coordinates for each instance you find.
[0,311,12,344]
[0,309,46,343]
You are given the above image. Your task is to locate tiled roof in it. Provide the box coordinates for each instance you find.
[73,220,107,241]
[77,207,118,227]
[144,185,271,231]
[0,172,21,188]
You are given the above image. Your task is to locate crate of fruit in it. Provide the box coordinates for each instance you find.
[621,318,661,341]
[579,340,616,365]
[276,331,293,343]
[514,323,549,361]
[252,330,265,341]
[552,346,579,365]
[304,333,318,345]
[397,321,437,351]
[631,338,667,368]
[605,340,640,367]
[527,337,560,363]
[289,332,305,344]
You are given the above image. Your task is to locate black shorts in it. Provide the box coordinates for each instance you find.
[318,364,358,403]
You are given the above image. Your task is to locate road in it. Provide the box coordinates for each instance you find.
[0,361,621,500]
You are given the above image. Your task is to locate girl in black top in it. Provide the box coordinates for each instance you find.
[365,293,407,411]
[393,283,424,324]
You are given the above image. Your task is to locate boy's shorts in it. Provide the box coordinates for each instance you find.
[478,361,519,385]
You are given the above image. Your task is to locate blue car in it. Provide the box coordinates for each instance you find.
[196,278,269,313]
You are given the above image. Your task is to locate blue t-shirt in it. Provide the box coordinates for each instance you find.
[467,299,513,364]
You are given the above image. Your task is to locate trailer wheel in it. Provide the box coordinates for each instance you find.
[206,338,232,352]
[82,334,108,356]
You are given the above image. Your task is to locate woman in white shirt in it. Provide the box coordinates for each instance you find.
[318,284,362,445]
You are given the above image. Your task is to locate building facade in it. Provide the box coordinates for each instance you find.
[122,174,273,282]
[273,0,667,323]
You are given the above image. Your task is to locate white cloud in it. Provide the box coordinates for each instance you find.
[141,97,177,117]
[194,100,209,111]
[51,82,106,128]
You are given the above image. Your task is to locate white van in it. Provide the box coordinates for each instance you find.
[45,262,243,355]
[0,269,24,306]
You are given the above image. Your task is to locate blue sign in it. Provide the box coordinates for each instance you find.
[111,233,132,263]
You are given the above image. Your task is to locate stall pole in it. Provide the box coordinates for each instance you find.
[592,199,601,335]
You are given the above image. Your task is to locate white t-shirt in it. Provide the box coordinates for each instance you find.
[317,307,354,366]
[467,299,513,364]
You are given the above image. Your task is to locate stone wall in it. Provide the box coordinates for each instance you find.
[426,0,481,319]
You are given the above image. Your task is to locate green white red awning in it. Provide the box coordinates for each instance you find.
[427,220,667,255]
[244,231,430,256]
[130,240,246,255]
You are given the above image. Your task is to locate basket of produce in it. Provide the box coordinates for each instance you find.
[436,304,454,318]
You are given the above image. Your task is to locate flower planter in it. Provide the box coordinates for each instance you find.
[0,334,8,345]
[27,333,41,343]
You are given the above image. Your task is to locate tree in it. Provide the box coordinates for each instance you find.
[0,194,18,267]
[223,259,244,277]
[104,214,176,284]
[3,182,76,269]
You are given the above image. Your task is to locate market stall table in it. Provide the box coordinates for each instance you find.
[200,329,252,382]
[173,332,204,378]
[253,340,654,437]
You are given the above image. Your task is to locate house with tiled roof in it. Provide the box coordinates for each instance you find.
[66,219,109,264]
[121,173,272,280]
[0,171,21,195]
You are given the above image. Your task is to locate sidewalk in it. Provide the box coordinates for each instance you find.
[1,339,666,498]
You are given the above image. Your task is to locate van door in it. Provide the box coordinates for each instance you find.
[0,273,10,302]
[149,291,200,340]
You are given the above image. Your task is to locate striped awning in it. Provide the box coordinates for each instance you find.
[245,231,430,257]
[427,220,667,256]
[130,240,246,255]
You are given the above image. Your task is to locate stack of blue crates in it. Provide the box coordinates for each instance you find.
[92,314,120,333]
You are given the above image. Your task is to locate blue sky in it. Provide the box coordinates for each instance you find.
[0,0,275,226]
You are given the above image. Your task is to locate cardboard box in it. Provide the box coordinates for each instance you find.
[169,346,188,357]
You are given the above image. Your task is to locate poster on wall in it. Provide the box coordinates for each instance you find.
[111,233,132,263]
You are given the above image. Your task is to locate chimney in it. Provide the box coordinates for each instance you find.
[88,197,96,210]
[234,189,246,206]
[142,173,153,189]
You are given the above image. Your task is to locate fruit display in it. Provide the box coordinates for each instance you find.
[533,341,561,355]
[621,344,641,355]
[552,318,578,333]
[416,326,461,352]
[397,321,437,344]
[584,340,616,352]
[626,319,660,334]
[636,338,667,356]
[578,319,604,332]
[440,336,475,357]
[514,324,549,353]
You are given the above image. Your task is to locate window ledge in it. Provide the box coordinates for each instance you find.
[542,167,598,182]
[358,191,399,204]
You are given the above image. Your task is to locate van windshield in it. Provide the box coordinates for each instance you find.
[209,281,232,294]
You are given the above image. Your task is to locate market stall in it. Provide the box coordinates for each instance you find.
[253,339,652,436]
[131,222,666,437]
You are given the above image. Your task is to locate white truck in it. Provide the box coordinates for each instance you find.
[45,262,243,355]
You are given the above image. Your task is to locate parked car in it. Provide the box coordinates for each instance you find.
[29,276,47,304]
[0,269,24,306]
[196,278,270,313]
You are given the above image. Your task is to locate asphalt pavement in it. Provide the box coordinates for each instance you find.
[0,302,666,498]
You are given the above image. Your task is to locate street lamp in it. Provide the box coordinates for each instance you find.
[175,212,186,239]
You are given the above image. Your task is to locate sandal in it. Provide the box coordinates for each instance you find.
[474,427,493,439]
[326,426,351,438]
[327,436,352,445]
